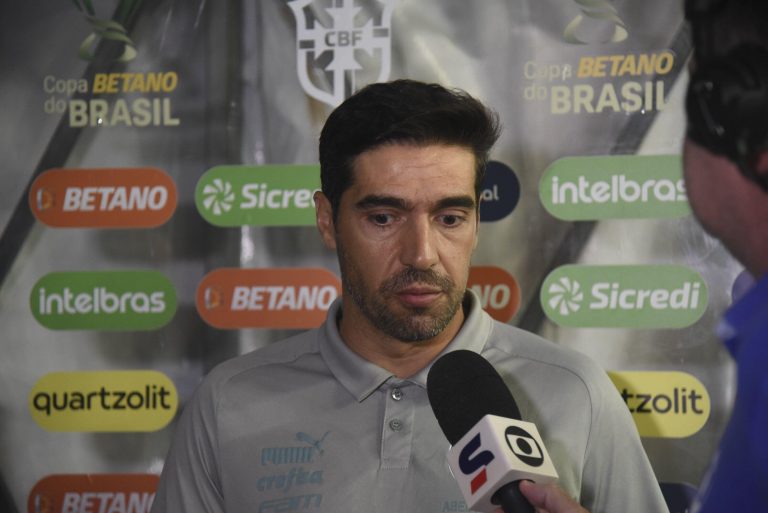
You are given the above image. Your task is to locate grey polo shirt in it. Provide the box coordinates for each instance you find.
[152,291,669,513]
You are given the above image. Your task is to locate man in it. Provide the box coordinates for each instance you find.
[152,80,668,513]
[682,0,768,511]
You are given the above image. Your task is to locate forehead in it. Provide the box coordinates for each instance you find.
[347,143,477,202]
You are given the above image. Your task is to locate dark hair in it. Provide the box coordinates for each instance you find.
[687,0,768,58]
[319,79,501,219]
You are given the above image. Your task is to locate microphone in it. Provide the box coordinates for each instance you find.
[427,350,559,513]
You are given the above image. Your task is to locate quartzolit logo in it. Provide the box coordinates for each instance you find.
[31,270,177,330]
[564,0,627,45]
[28,474,158,513]
[196,165,320,226]
[196,268,341,329]
[29,167,177,228]
[288,0,397,107]
[609,371,711,438]
[29,370,178,432]
[540,155,689,220]
[541,265,708,328]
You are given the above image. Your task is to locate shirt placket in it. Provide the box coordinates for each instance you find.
[380,380,415,470]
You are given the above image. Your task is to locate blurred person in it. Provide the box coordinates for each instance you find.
[683,0,768,511]
[152,80,668,513]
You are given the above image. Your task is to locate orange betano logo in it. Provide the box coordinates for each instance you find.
[30,168,177,228]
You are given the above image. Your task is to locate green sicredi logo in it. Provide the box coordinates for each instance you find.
[541,264,708,328]
[31,271,176,330]
[196,165,320,226]
[540,155,690,220]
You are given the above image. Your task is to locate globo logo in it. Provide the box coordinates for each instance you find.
[31,271,177,330]
[196,268,341,328]
[28,474,158,513]
[539,155,690,220]
[468,266,521,322]
[29,167,177,228]
[609,371,711,438]
[196,165,320,226]
[29,371,178,432]
[479,161,521,222]
[541,264,708,328]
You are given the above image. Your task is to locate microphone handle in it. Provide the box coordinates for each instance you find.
[491,480,535,513]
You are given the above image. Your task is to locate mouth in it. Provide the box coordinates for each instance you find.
[395,285,444,308]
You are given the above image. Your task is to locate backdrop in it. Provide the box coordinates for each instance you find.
[0,1,738,512]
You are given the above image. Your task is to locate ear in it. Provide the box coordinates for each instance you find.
[314,191,337,250]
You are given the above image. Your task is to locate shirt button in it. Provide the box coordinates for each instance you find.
[391,387,404,401]
[389,419,403,431]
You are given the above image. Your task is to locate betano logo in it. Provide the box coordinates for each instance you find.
[609,371,710,438]
[541,265,708,328]
[196,268,341,329]
[196,165,320,226]
[468,266,521,323]
[29,371,177,432]
[31,271,177,330]
[540,155,690,220]
[29,167,177,228]
[28,473,158,513]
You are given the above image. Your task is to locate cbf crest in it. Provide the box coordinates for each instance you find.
[289,0,397,107]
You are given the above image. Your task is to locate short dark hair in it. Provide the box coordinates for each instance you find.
[687,0,768,57]
[318,79,501,220]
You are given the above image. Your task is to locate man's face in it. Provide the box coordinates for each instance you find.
[316,143,479,343]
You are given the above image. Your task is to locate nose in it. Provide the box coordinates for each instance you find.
[399,216,438,270]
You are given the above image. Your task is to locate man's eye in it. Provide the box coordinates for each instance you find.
[370,213,394,225]
[439,214,464,226]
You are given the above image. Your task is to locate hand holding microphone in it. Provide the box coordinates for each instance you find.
[427,350,566,513]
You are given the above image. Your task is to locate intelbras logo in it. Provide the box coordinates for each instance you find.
[29,474,158,513]
[197,268,341,329]
[196,165,320,226]
[541,265,708,328]
[609,371,711,438]
[29,167,177,228]
[29,371,177,432]
[31,271,177,330]
[540,155,690,220]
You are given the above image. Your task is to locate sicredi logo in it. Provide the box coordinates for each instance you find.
[478,161,520,222]
[196,165,320,226]
[29,168,177,228]
[31,271,177,330]
[468,266,521,323]
[609,371,711,438]
[196,268,341,329]
[540,155,689,220]
[29,371,177,432]
[28,473,158,513]
[541,265,708,328]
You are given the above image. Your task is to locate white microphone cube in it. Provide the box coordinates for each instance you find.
[447,414,559,513]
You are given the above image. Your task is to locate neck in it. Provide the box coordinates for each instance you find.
[338,299,466,378]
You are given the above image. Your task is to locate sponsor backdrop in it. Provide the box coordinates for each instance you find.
[0,1,738,512]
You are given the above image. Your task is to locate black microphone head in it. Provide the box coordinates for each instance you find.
[427,349,521,444]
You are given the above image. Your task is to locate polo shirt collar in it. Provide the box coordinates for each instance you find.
[319,289,491,402]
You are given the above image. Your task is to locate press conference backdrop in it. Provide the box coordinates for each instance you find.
[0,1,736,512]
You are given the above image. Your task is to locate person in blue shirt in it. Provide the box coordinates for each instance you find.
[683,0,768,511]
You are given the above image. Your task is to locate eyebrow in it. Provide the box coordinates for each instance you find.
[354,194,477,211]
